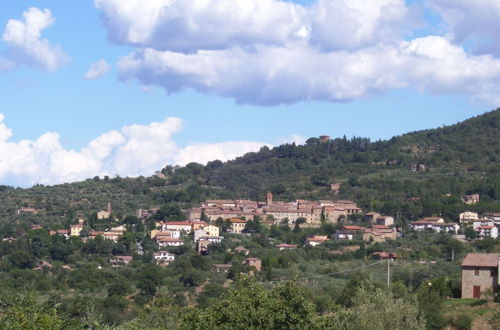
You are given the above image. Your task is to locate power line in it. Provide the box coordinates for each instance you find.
[261,260,387,284]
[392,261,441,277]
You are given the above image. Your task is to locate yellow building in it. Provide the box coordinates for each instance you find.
[205,225,220,237]
[70,219,85,237]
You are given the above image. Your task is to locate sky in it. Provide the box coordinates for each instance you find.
[0,0,499,187]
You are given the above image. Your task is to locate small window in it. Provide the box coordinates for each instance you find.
[475,268,480,276]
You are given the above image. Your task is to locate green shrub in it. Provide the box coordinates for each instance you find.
[453,313,473,330]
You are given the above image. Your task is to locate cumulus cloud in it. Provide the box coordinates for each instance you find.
[428,0,500,56]
[95,0,309,52]
[309,0,411,51]
[96,0,500,105]
[174,141,269,166]
[0,115,267,187]
[2,7,68,71]
[84,60,111,80]
[117,38,500,105]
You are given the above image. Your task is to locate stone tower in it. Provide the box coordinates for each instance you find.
[266,192,273,206]
[107,202,112,214]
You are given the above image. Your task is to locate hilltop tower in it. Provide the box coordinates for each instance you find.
[319,135,330,143]
[107,202,112,214]
[266,192,273,206]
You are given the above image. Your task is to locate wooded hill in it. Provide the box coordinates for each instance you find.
[0,108,499,226]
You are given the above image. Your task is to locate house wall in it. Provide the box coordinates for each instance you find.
[462,266,498,298]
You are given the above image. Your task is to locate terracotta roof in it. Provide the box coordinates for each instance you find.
[165,222,192,226]
[462,253,500,267]
[477,225,495,229]
[276,244,297,248]
[158,237,183,242]
[342,225,365,231]
[229,218,247,223]
[307,235,328,242]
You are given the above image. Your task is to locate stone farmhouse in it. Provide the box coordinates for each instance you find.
[462,253,500,298]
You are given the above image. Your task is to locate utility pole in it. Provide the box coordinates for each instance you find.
[387,259,391,287]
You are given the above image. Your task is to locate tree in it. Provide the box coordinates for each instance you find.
[181,276,316,329]
[0,293,65,329]
[464,226,477,240]
[327,284,426,330]
[156,203,185,221]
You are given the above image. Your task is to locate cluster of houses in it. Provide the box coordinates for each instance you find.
[49,219,127,243]
[187,193,362,226]
[408,212,500,239]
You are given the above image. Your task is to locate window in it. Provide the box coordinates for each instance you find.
[475,268,480,276]
[491,268,498,277]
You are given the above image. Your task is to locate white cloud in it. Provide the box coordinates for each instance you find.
[95,0,414,52]
[174,141,269,166]
[84,60,111,80]
[117,37,500,105]
[309,0,411,51]
[95,0,500,105]
[0,115,268,187]
[2,7,68,71]
[428,0,500,56]
[94,0,309,52]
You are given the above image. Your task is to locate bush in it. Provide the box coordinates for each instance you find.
[453,313,473,330]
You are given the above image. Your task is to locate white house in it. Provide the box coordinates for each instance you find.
[472,219,495,230]
[158,237,184,247]
[459,212,479,223]
[333,230,354,240]
[199,236,223,244]
[475,226,499,239]
[165,222,192,233]
[153,251,175,265]
[410,217,459,233]
[194,226,221,241]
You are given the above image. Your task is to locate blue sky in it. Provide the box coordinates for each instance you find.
[0,0,498,187]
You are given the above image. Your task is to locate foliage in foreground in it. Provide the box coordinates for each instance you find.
[180,276,425,330]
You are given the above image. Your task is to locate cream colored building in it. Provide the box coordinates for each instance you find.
[229,218,247,234]
[97,210,110,220]
[205,225,220,237]
[70,219,85,236]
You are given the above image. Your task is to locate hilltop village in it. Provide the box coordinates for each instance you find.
[2,188,500,327]
[11,192,497,275]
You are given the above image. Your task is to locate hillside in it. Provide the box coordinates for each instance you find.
[0,108,499,227]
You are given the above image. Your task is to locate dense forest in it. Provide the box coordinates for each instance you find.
[0,109,499,329]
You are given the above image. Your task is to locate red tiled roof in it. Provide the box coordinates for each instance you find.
[462,253,500,267]
[276,244,297,248]
[478,225,495,229]
[165,222,192,226]
[229,218,247,223]
[343,225,365,231]
[158,238,183,242]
